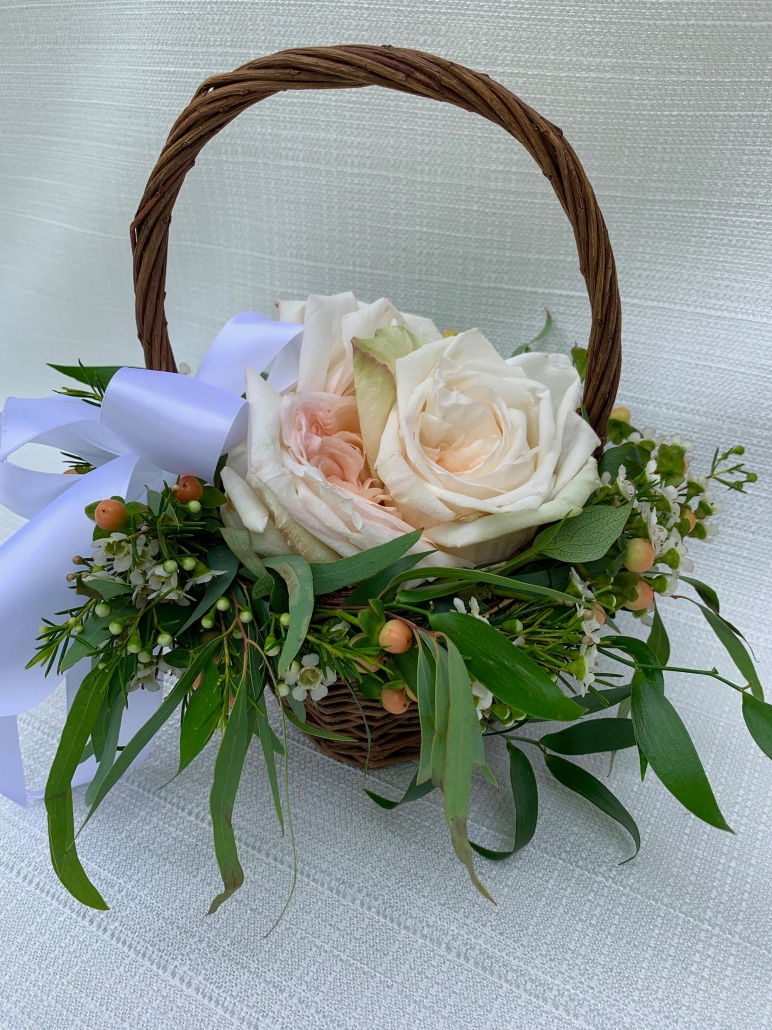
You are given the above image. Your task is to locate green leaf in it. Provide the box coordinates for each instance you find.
[694,603,762,699]
[83,576,133,599]
[631,673,731,831]
[599,443,644,482]
[263,554,314,674]
[81,642,220,829]
[415,634,437,785]
[545,753,640,860]
[365,770,436,809]
[442,636,493,901]
[430,612,585,722]
[146,489,163,516]
[540,501,633,563]
[347,550,435,605]
[570,345,587,380]
[163,647,190,669]
[471,742,538,860]
[742,693,772,761]
[511,310,553,356]
[48,363,129,389]
[255,700,284,832]
[219,527,268,580]
[178,544,240,633]
[281,703,354,741]
[681,576,720,615]
[388,564,579,606]
[309,530,422,596]
[601,636,665,782]
[84,694,124,808]
[208,678,255,914]
[431,645,450,789]
[648,605,670,667]
[575,684,632,714]
[44,665,111,909]
[58,598,136,672]
[178,658,221,774]
[540,718,636,755]
[200,485,227,508]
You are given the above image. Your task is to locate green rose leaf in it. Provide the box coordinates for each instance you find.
[539,500,633,563]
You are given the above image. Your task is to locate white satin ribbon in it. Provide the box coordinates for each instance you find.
[0,311,303,804]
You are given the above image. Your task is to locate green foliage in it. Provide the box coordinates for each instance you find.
[431,612,585,722]
[263,554,314,674]
[471,743,538,860]
[539,501,633,563]
[545,753,640,861]
[540,718,636,755]
[742,693,772,761]
[309,530,422,595]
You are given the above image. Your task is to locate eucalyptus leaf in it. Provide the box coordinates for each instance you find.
[178,659,221,774]
[220,527,268,580]
[575,684,632,714]
[442,636,493,901]
[309,530,422,596]
[263,554,314,674]
[389,564,579,606]
[540,501,633,563]
[81,642,220,830]
[44,664,111,909]
[430,612,584,722]
[200,485,227,508]
[84,694,124,808]
[83,576,133,599]
[347,550,435,605]
[255,700,284,832]
[208,678,255,914]
[545,753,640,860]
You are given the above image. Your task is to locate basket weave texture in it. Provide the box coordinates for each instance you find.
[131,45,622,769]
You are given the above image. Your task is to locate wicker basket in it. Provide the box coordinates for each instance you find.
[131,45,622,770]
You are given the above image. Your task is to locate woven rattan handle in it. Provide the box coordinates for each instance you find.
[131,45,621,439]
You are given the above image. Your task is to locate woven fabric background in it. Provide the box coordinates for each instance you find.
[1,2,771,1028]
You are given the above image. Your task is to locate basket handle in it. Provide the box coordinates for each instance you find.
[131,45,621,440]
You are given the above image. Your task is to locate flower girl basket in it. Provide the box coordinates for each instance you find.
[131,45,622,769]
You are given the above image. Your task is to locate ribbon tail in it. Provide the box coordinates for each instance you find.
[0,715,27,806]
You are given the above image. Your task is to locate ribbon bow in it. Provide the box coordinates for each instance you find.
[0,312,303,805]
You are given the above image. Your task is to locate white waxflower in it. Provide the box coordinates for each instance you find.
[471,681,494,720]
[616,465,636,501]
[452,597,489,622]
[286,653,337,702]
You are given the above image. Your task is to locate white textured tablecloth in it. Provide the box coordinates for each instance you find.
[1,2,771,1028]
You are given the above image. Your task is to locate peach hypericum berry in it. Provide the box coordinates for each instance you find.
[381,687,409,714]
[625,579,655,611]
[624,537,657,573]
[94,499,127,531]
[610,405,631,423]
[378,619,413,654]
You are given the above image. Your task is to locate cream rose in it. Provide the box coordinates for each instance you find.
[221,292,600,567]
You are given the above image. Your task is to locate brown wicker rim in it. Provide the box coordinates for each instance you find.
[130,45,622,769]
